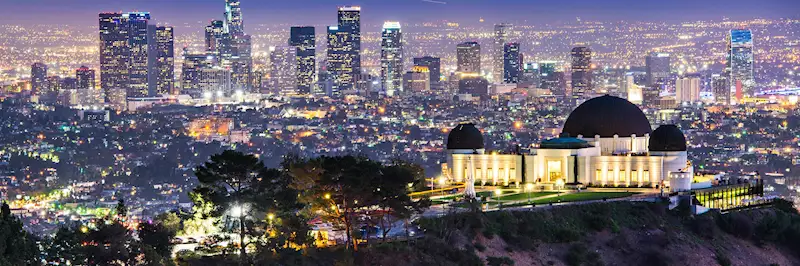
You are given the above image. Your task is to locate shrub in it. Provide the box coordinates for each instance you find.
[772,199,798,215]
[487,256,515,266]
[565,244,588,266]
[755,211,791,243]
[474,242,487,252]
[555,228,581,243]
[715,250,732,266]
[642,248,671,266]
[716,212,754,239]
[689,215,717,239]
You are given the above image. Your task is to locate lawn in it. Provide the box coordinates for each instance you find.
[492,192,559,202]
[530,191,637,204]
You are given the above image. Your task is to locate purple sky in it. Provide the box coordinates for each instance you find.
[4,0,799,26]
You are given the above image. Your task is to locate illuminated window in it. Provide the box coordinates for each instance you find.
[643,170,650,184]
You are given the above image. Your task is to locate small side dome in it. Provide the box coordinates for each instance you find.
[649,125,687,151]
[446,123,484,150]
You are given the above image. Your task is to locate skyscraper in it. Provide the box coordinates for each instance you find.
[503,42,522,84]
[99,12,151,103]
[570,46,593,100]
[457,42,481,75]
[413,56,441,87]
[493,23,512,83]
[645,52,670,87]
[337,6,361,75]
[676,76,701,104]
[205,20,226,53]
[148,25,174,95]
[403,67,430,93]
[181,49,231,99]
[327,25,355,96]
[270,46,297,94]
[224,0,244,34]
[727,29,755,99]
[380,21,403,96]
[31,62,47,95]
[289,26,316,94]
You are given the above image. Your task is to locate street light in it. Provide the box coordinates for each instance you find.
[438,176,447,197]
[324,193,331,200]
[525,183,534,203]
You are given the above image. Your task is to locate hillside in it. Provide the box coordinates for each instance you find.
[179,200,800,266]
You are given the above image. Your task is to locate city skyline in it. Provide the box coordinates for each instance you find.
[3,0,799,27]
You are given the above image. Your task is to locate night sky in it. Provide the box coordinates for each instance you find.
[3,0,799,26]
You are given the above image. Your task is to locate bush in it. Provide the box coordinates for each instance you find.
[487,256,515,266]
[772,199,798,215]
[642,248,671,266]
[565,244,588,266]
[474,242,487,252]
[689,215,717,239]
[755,211,791,243]
[555,228,581,243]
[716,212,754,239]
[715,250,732,266]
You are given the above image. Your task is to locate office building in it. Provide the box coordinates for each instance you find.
[337,6,361,75]
[181,50,231,98]
[493,23,512,83]
[269,46,297,94]
[31,62,48,95]
[676,76,701,104]
[570,46,593,100]
[289,26,316,94]
[458,76,489,99]
[712,74,731,105]
[413,56,441,87]
[380,21,403,96]
[645,52,670,87]
[326,25,357,95]
[457,42,481,75]
[403,66,430,93]
[727,29,755,99]
[503,42,522,84]
[224,0,244,34]
[76,66,96,90]
[519,62,540,88]
[205,20,226,52]
[99,12,151,103]
[148,25,174,95]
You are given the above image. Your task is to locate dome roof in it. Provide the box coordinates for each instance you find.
[648,125,687,151]
[562,95,652,138]
[446,123,484,150]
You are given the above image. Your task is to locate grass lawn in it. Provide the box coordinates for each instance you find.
[530,191,637,204]
[492,192,559,202]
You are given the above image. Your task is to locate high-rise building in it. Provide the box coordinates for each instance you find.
[76,66,96,90]
[31,62,48,95]
[727,29,755,98]
[326,25,356,95]
[645,52,670,87]
[503,42,522,84]
[570,46,593,100]
[539,61,558,78]
[712,74,731,105]
[403,67,430,93]
[413,56,441,87]
[492,23,512,83]
[289,26,316,94]
[205,20,225,53]
[148,25,174,95]
[676,76,701,104]
[269,46,297,94]
[542,71,567,96]
[181,50,231,98]
[380,21,403,96]
[99,12,151,103]
[224,0,244,34]
[337,6,361,75]
[457,42,481,75]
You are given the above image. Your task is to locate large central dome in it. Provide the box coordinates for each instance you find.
[562,95,652,138]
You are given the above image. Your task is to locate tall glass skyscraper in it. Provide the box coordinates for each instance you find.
[727,29,755,99]
[270,46,297,94]
[99,12,150,104]
[327,25,355,96]
[570,46,593,100]
[493,23,512,83]
[337,6,361,76]
[380,21,403,96]
[457,42,481,75]
[503,42,522,84]
[289,26,316,94]
[205,20,226,53]
[148,25,174,96]
[224,0,244,34]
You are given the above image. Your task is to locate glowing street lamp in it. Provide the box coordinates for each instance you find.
[525,183,534,202]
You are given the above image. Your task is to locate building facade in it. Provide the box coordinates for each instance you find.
[457,42,481,75]
[492,23,512,83]
[503,42,522,84]
[570,46,593,101]
[289,26,316,94]
[380,21,403,96]
[727,29,755,100]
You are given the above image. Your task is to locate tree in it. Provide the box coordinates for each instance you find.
[83,221,138,266]
[115,199,127,221]
[194,150,266,265]
[154,211,182,236]
[138,222,176,259]
[0,202,40,265]
[45,225,88,265]
[373,163,431,242]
